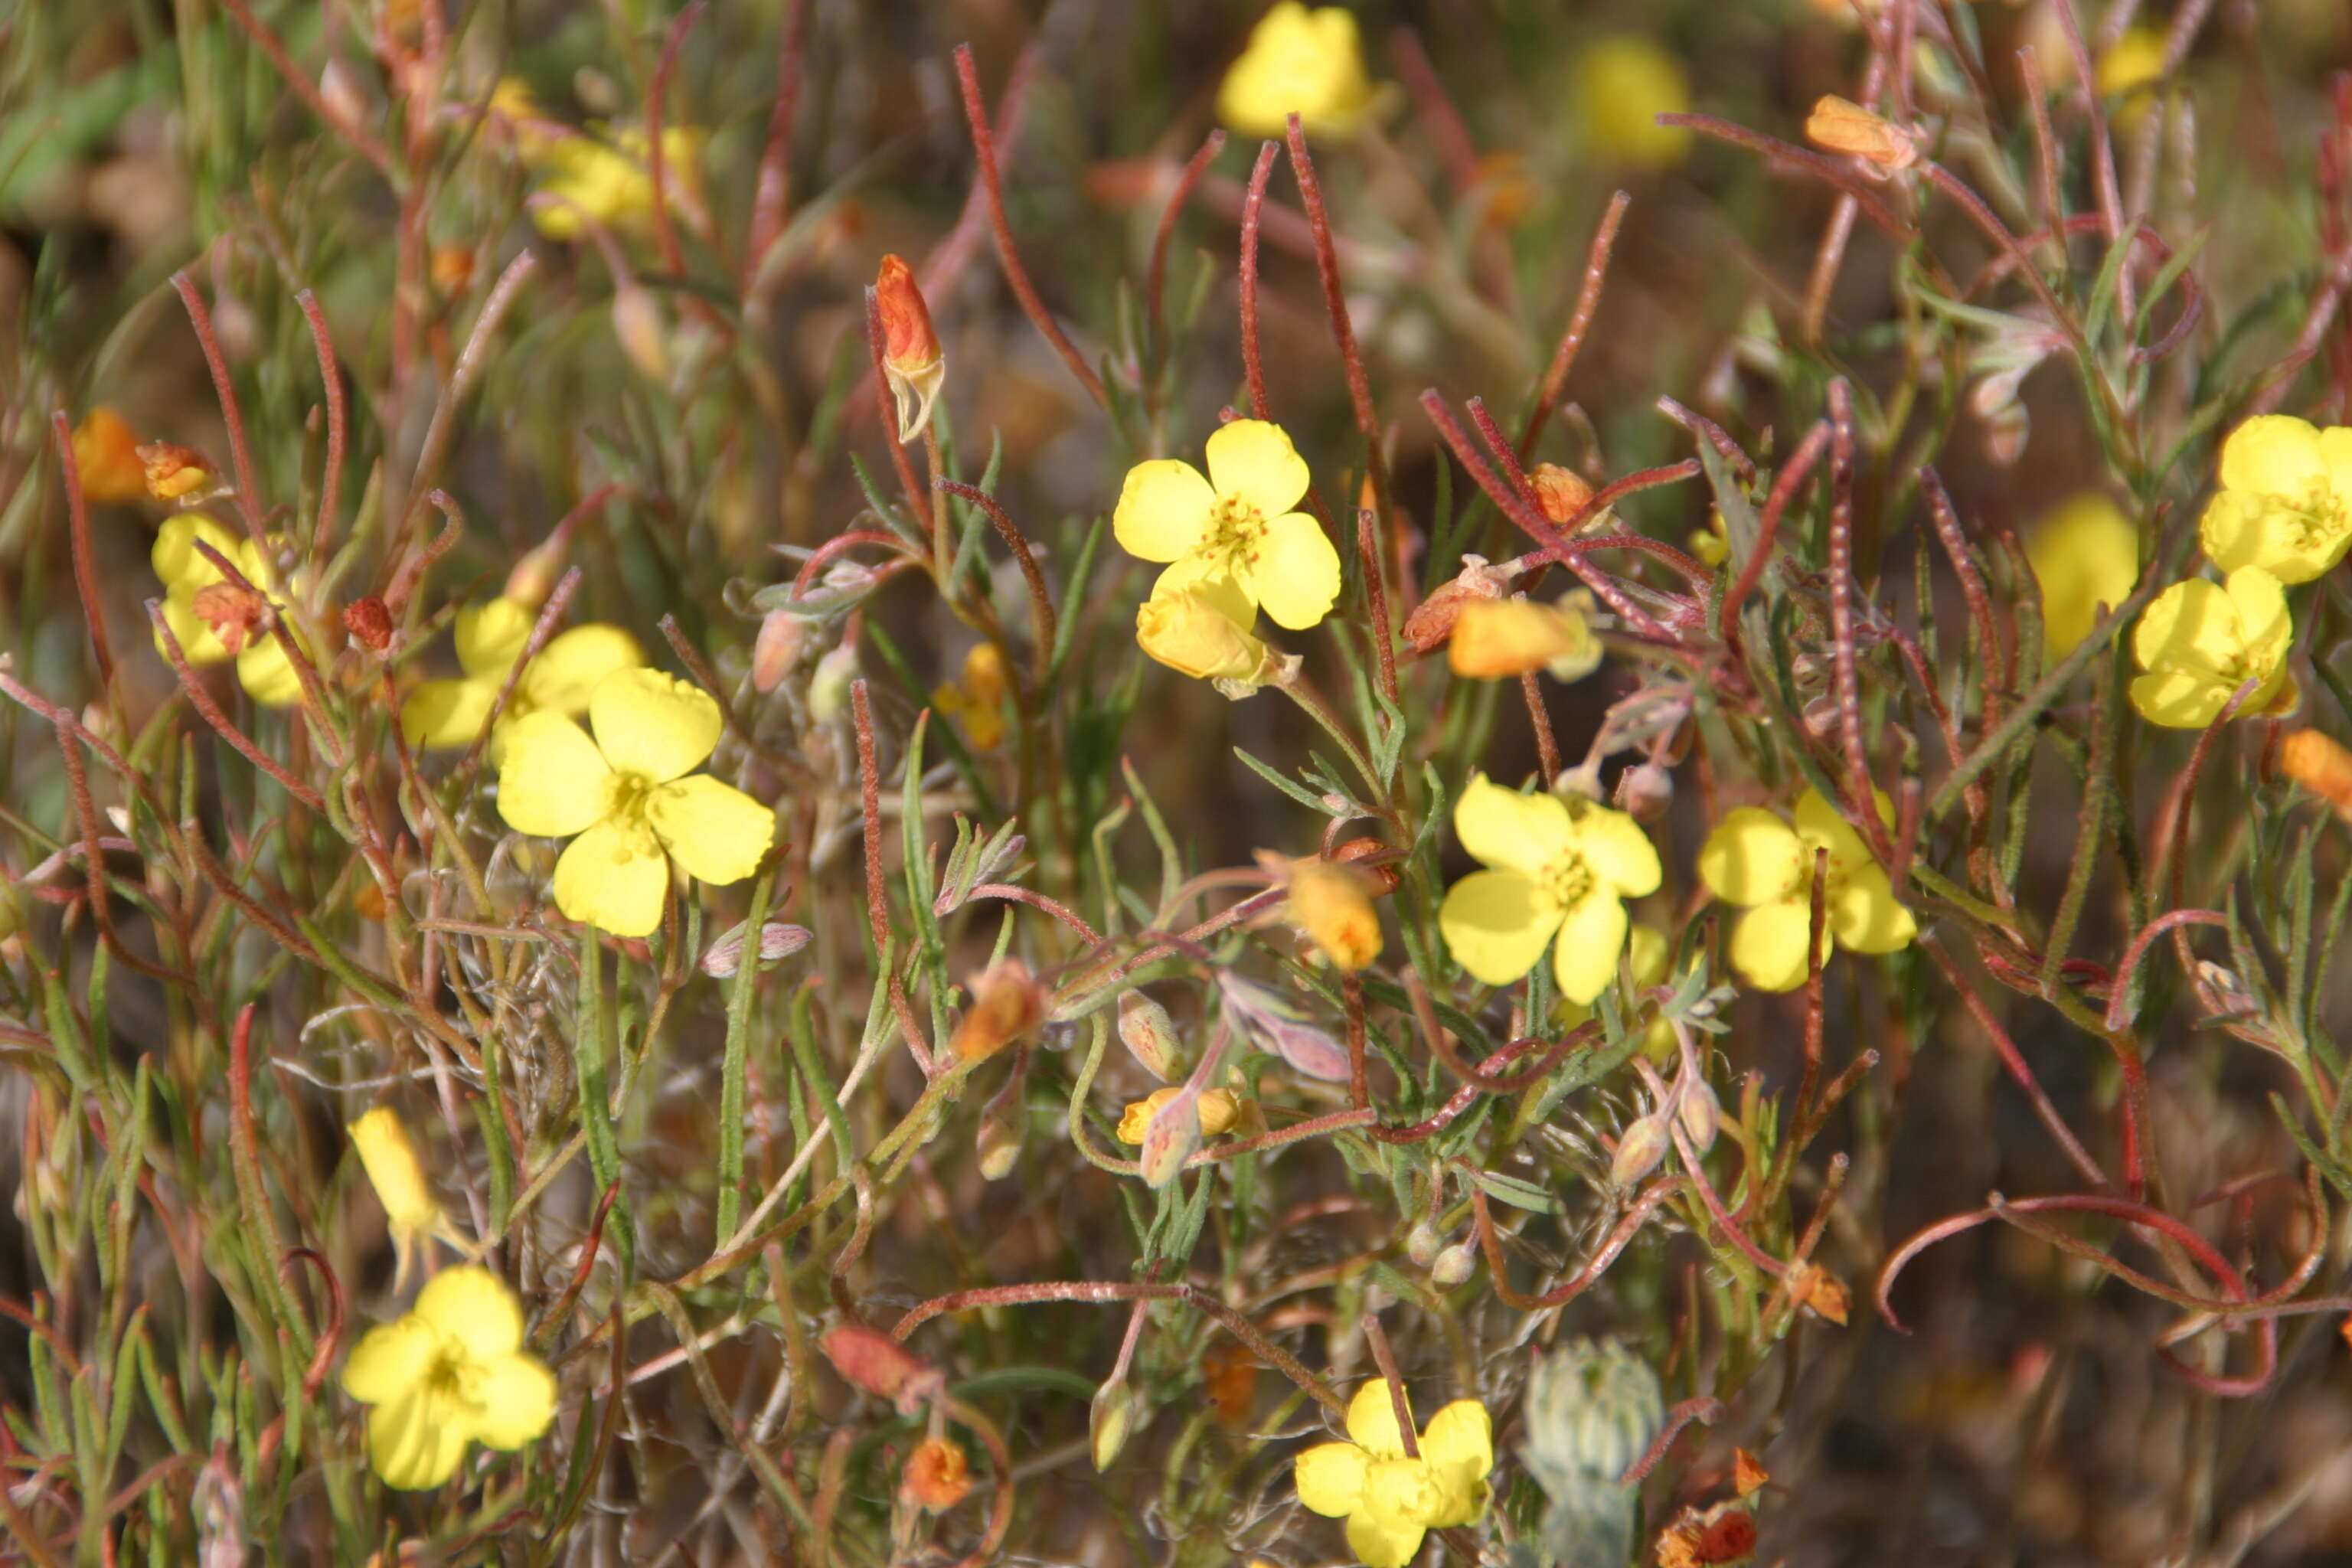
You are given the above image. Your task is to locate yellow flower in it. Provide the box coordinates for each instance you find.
[348,1109,459,1290]
[1575,36,1691,169]
[1116,1085,1239,1145]
[932,643,1010,752]
[1217,2,1374,140]
[1558,921,1676,1059]
[2027,493,2140,659]
[1697,788,1915,992]
[1282,858,1383,971]
[1294,1381,1493,1568]
[1135,575,1277,684]
[341,1266,556,1491]
[2129,567,2299,729]
[1447,596,1602,682]
[400,597,642,756]
[1438,774,1661,1004]
[150,515,307,707]
[530,126,704,243]
[1114,420,1341,631]
[495,668,774,937]
[2096,25,2168,130]
[2197,415,2352,583]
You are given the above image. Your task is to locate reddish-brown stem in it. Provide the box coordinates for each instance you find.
[51,413,116,691]
[645,3,704,294]
[171,273,266,542]
[960,884,1099,946]
[1285,116,1384,516]
[2050,0,2124,250]
[1920,934,2112,1191]
[1919,466,2010,728]
[1669,1118,1788,1280]
[2104,909,2230,1035]
[792,529,923,599]
[1656,396,1756,488]
[952,44,1107,409]
[295,292,348,572]
[935,479,1057,686]
[1148,129,1227,357]
[146,604,328,815]
[1519,191,1630,461]
[851,681,890,955]
[1519,671,1561,782]
[1619,1396,1724,1485]
[1238,142,1281,420]
[1824,381,1896,868]
[1355,506,1400,707]
[1465,1173,1677,1312]
[53,727,185,988]
[1361,1314,1419,1459]
[1658,113,1911,240]
[742,0,810,294]
[279,1248,345,1400]
[1719,420,1831,648]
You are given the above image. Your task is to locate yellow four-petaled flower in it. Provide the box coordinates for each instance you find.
[1295,1381,1493,1568]
[2129,566,2298,729]
[1217,3,1374,140]
[1115,420,1341,633]
[496,668,774,937]
[400,596,642,756]
[2199,415,2352,583]
[150,514,304,707]
[343,1265,556,1490]
[1437,774,1661,1004]
[1697,787,1915,992]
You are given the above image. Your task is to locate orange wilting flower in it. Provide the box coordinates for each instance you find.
[1256,851,1383,971]
[819,1323,942,1414]
[1787,1263,1851,1325]
[1804,95,1917,171]
[902,1437,972,1511]
[1655,1501,1759,1567]
[876,254,945,443]
[933,643,1010,751]
[191,580,269,656]
[70,408,149,503]
[139,441,214,501]
[949,958,1046,1063]
[1529,462,1594,524]
[2282,730,2352,821]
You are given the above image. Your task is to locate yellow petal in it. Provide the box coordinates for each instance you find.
[402,678,495,751]
[1576,35,1692,168]
[455,597,535,678]
[1831,866,1916,954]
[1136,575,1269,682]
[496,712,615,838]
[467,1351,558,1449]
[1294,1441,1370,1517]
[1361,1456,1443,1533]
[2133,577,2237,676]
[413,1265,525,1361]
[1439,869,1561,986]
[1217,2,1372,139]
[2197,490,2299,580]
[342,1316,436,1406]
[2220,414,2324,496]
[1112,459,1216,563]
[1245,511,1342,630]
[647,774,774,886]
[2027,493,2139,658]
[152,514,241,594]
[368,1387,472,1491]
[1417,1400,1493,1488]
[155,593,230,665]
[1453,773,1576,875]
[236,635,305,708]
[1345,1509,1426,1568]
[1697,808,1803,906]
[1730,899,1816,992]
[348,1108,443,1233]
[552,818,671,936]
[521,625,644,716]
[1793,786,1884,874]
[2223,567,2291,671]
[1566,799,1661,897]
[1344,1379,1413,1459]
[1550,892,1629,1006]
[1205,419,1310,518]
[590,668,721,783]
[1626,923,1670,988]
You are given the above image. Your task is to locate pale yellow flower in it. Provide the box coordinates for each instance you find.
[1218,3,1375,139]
[348,1109,460,1290]
[1114,420,1340,631]
[1576,36,1691,168]
[2197,415,2352,584]
[1295,1382,1493,1568]
[1697,788,1914,991]
[2129,567,2298,729]
[342,1266,556,1490]
[149,515,308,707]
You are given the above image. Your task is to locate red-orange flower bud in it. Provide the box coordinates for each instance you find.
[875,255,946,443]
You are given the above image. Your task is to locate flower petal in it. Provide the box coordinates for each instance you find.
[1454,773,1576,875]
[1793,786,1886,874]
[1831,866,1916,954]
[522,625,645,716]
[1551,892,1629,1006]
[1567,799,1661,897]
[2224,567,2292,671]
[1345,1379,1413,1459]
[342,1317,436,1406]
[1294,1442,1369,1517]
[648,774,774,886]
[2134,577,2238,676]
[1696,808,1803,906]
[414,1265,524,1361]
[1345,1509,1426,1568]
[368,1387,472,1491]
[156,593,230,665]
[236,635,305,708]
[2220,413,2324,496]
[1112,459,1216,563]
[455,597,535,678]
[2198,489,2299,580]
[2028,493,2140,658]
[1204,418,1311,517]
[1417,1400,1493,1489]
[496,713,615,838]
[1439,869,1561,986]
[552,819,671,936]
[590,668,721,782]
[467,1352,558,1449]
[2130,666,2230,729]
[1730,899,1816,992]
[1246,511,1342,629]
[402,678,496,751]
[152,514,242,594]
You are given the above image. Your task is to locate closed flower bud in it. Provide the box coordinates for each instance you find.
[1430,1240,1476,1287]
[1615,758,1674,822]
[1091,1378,1145,1472]
[612,279,670,382]
[1116,1085,1238,1145]
[1529,462,1595,524]
[876,254,946,443]
[699,920,812,978]
[1136,583,1272,684]
[319,59,368,133]
[1788,1263,1851,1326]
[976,1060,1027,1181]
[2282,730,2352,822]
[1805,94,1918,170]
[1117,991,1181,1081]
[808,643,859,724]
[1676,1076,1720,1154]
[1279,858,1383,971]
[819,1323,941,1413]
[1406,1219,1442,1267]
[1610,1112,1671,1187]
[1449,596,1602,681]
[902,1437,972,1511]
[139,441,214,501]
[70,408,148,504]
[950,958,1046,1063]
[751,610,805,691]
[1402,554,1517,653]
[343,596,395,652]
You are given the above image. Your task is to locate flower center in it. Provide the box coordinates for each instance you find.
[2268,479,2350,554]
[1200,493,1270,574]
[424,1338,488,1413]
[1540,850,1596,911]
[608,773,653,826]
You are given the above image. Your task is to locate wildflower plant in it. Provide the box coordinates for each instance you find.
[10,3,2352,1566]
